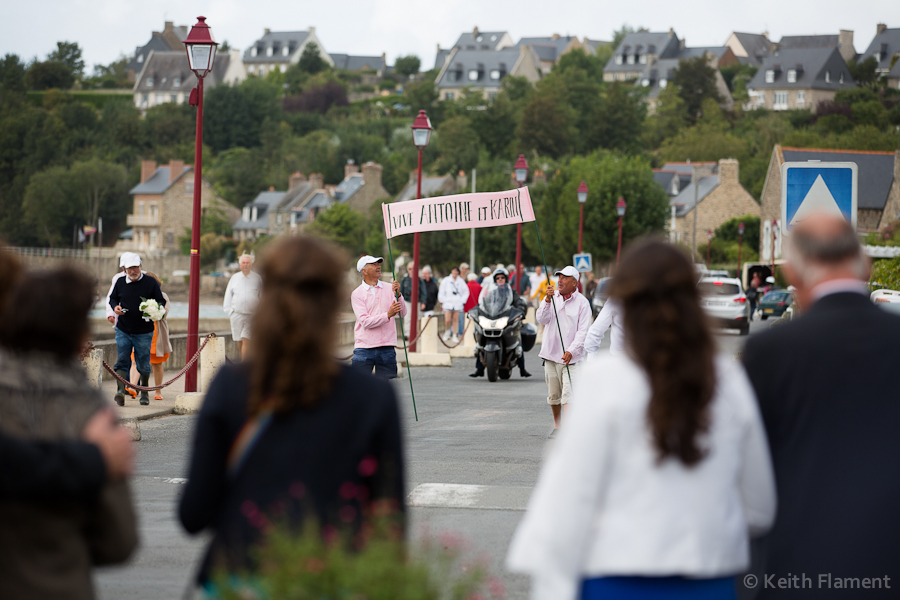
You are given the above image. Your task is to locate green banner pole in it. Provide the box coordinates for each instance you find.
[533,221,574,389]
[385,230,418,422]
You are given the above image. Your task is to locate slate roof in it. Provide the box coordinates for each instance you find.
[334,174,365,203]
[437,48,522,89]
[233,191,286,231]
[781,148,896,210]
[434,48,451,70]
[638,58,681,98]
[859,27,900,72]
[453,31,509,51]
[677,46,730,61]
[395,176,453,203]
[133,51,231,93]
[671,176,721,217]
[293,191,332,224]
[273,182,313,212]
[330,54,385,72]
[662,162,717,175]
[129,166,191,195]
[515,36,579,62]
[779,35,840,50]
[653,170,691,196]
[244,31,310,64]
[605,31,681,73]
[748,48,855,91]
[584,39,612,55]
[128,26,187,75]
[730,32,772,66]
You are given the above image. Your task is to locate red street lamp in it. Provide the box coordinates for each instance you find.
[183,16,218,392]
[615,197,626,266]
[706,228,713,269]
[408,110,432,352]
[514,155,528,291]
[737,221,745,279]
[576,180,588,253]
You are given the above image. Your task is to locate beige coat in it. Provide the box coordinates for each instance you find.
[151,292,172,357]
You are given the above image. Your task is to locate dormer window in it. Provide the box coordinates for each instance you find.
[825,70,831,83]
[787,69,797,83]
[161,77,167,84]
[671,178,679,195]
[476,35,483,42]
[639,54,647,64]
[491,35,497,42]
[174,76,181,88]
[468,69,479,81]
[146,76,154,86]
[765,70,775,83]
[137,54,144,63]
[490,69,501,80]
[615,54,623,65]
[627,53,635,65]
[251,207,258,222]
[242,207,250,221]
[659,78,667,88]
[839,72,844,84]
[266,46,274,57]
[641,78,650,86]
[251,47,258,57]
[282,46,289,56]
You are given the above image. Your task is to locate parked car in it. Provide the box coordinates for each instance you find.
[697,277,750,335]
[758,290,793,319]
[591,277,612,317]
[871,289,900,315]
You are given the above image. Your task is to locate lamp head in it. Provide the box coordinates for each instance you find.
[411,110,433,148]
[183,16,218,78]
[616,197,626,217]
[576,180,588,204]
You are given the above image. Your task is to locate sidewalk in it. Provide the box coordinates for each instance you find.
[104,373,190,421]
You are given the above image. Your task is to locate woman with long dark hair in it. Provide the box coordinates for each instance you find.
[179,236,405,592]
[507,240,775,600]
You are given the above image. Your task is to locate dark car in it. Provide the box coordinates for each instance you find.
[758,290,792,319]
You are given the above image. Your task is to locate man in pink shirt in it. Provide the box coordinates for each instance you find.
[536,266,592,435]
[350,255,407,379]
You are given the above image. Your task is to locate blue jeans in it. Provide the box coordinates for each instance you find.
[581,576,736,600]
[115,329,153,376]
[351,346,397,379]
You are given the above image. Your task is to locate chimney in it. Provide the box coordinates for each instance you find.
[473,26,479,37]
[532,170,547,186]
[552,33,560,41]
[264,28,270,36]
[269,185,275,191]
[308,26,316,34]
[344,159,359,179]
[456,170,467,190]
[668,27,674,36]
[718,158,739,185]
[680,38,686,50]
[164,21,174,30]
[308,173,324,190]
[839,30,854,52]
[169,159,185,183]
[289,171,306,190]
[140,160,157,183]
[877,23,887,36]
[762,31,769,39]
[362,162,383,188]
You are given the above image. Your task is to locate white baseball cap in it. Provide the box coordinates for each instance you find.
[356,255,384,272]
[120,252,141,268]
[481,266,491,274]
[554,266,581,281]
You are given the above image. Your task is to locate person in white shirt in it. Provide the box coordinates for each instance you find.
[583,299,625,357]
[507,241,775,600]
[437,266,469,344]
[223,254,262,359]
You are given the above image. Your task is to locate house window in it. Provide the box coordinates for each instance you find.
[839,72,844,84]
[639,54,647,64]
[137,54,144,63]
[185,180,194,194]
[138,202,145,215]
[445,92,455,100]
[280,64,286,73]
[765,70,775,83]
[490,69,501,80]
[488,92,498,100]
[166,230,174,246]
[641,78,650,87]
[174,76,181,87]
[825,70,831,83]
[146,76,154,86]
[251,47,257,57]
[615,54,623,65]
[150,204,158,218]
[141,93,148,104]
[242,207,250,221]
[659,78,667,88]
[260,66,266,76]
[787,69,797,82]
[468,69,479,81]
[251,207,258,222]
[170,94,177,102]
[150,231,157,247]
[276,214,283,225]
[626,53,635,64]
[773,91,788,110]
[797,91,805,106]
[266,46,274,57]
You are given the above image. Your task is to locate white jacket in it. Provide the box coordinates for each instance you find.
[506,354,776,600]
[437,275,469,311]
[223,270,262,315]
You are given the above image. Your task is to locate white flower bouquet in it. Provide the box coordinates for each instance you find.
[139,298,166,322]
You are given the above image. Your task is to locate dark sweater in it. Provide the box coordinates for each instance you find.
[0,434,104,503]
[179,363,406,585]
[109,274,165,334]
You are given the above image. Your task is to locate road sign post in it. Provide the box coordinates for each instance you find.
[781,162,858,235]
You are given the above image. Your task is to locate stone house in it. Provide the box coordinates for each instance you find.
[121,160,239,252]
[435,27,515,70]
[758,146,900,252]
[723,32,773,66]
[127,21,187,82]
[269,172,325,235]
[333,161,391,214]
[394,172,465,203]
[745,47,855,112]
[858,24,900,75]
[434,45,542,101]
[232,190,285,242]
[778,31,856,64]
[670,159,760,246]
[243,27,332,78]
[653,162,713,198]
[515,35,589,75]
[603,30,683,82]
[639,48,736,112]
[132,49,245,110]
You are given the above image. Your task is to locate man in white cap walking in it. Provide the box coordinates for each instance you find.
[223,254,262,360]
[350,255,406,379]
[536,265,592,435]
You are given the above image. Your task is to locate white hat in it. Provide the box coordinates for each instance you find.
[120,252,141,268]
[356,255,384,273]
[554,266,581,281]
[481,266,492,274]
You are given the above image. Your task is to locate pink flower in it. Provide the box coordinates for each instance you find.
[488,577,506,598]
[339,482,357,500]
[241,500,258,519]
[358,456,378,477]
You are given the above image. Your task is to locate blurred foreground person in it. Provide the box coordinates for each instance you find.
[508,241,775,600]
[739,214,900,599]
[179,237,405,593]
[0,267,138,599]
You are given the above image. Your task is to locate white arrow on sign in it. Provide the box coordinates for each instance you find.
[789,174,845,225]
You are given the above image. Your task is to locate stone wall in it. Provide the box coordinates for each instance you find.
[877,151,900,228]
[15,251,192,284]
[759,146,785,255]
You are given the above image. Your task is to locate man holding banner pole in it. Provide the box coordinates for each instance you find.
[350,255,406,379]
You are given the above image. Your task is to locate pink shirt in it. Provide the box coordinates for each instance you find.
[351,280,408,349]
[536,290,592,364]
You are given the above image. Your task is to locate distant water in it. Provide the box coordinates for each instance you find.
[91,301,227,319]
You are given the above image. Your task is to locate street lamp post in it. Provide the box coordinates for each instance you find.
[576,180,588,254]
[514,155,529,292]
[183,16,218,392]
[616,197,626,266]
[409,110,432,353]
[737,221,744,279]
[771,219,777,282]
[706,229,713,269]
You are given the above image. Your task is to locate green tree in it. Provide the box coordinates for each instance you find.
[394,55,421,78]
[517,84,574,158]
[644,83,689,146]
[84,55,130,89]
[672,56,722,123]
[659,99,749,162]
[306,203,364,253]
[24,61,75,90]
[48,41,85,78]
[471,93,517,157]
[204,77,282,152]
[611,25,639,49]
[434,115,480,173]
[593,82,646,154]
[297,43,328,75]
[0,54,26,93]
[403,71,439,114]
[847,56,878,89]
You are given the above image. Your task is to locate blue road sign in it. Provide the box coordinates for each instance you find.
[573,253,592,272]
[781,162,857,234]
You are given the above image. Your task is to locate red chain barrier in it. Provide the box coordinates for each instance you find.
[337,315,436,361]
[437,319,472,348]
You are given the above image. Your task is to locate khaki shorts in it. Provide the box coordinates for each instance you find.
[544,360,578,405]
[230,312,252,341]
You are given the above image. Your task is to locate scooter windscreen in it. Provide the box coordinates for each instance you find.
[479,285,514,318]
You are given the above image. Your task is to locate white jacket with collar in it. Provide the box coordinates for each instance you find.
[506,354,776,600]
[437,275,469,311]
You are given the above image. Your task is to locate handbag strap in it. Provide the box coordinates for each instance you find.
[226,407,274,479]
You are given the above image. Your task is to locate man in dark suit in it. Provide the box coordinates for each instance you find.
[740,214,900,599]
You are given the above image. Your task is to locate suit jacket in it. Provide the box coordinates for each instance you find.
[740,292,900,599]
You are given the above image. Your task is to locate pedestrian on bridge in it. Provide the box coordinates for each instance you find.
[223,254,262,360]
[350,255,406,379]
[438,265,468,344]
[584,299,625,358]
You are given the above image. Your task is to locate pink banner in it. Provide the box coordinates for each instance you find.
[383,187,534,239]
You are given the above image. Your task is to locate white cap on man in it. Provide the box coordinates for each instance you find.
[120,252,141,268]
[481,266,491,275]
[356,255,384,273]
[554,266,581,281]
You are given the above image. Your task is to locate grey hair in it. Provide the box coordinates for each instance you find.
[785,220,867,285]
[421,265,433,274]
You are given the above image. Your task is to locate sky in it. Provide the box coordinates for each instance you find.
[1,0,894,73]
